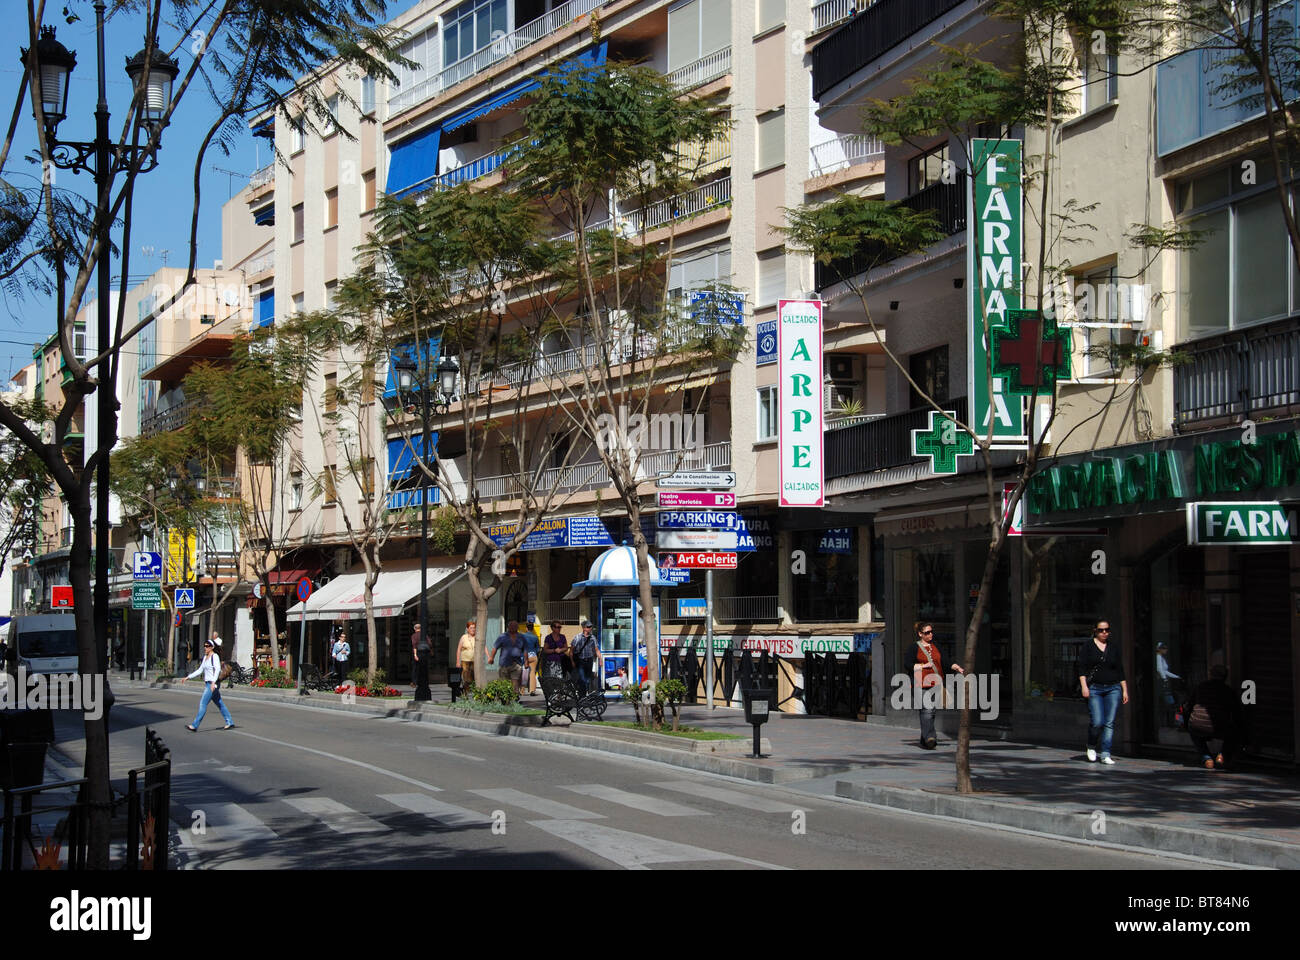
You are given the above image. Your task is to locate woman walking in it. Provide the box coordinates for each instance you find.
[184,637,234,731]
[542,620,569,680]
[913,621,963,750]
[1077,619,1127,764]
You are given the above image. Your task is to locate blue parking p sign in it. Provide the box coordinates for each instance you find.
[174,588,196,609]
[133,551,163,581]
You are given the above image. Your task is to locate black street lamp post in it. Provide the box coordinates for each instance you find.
[21,5,178,682]
[394,351,459,702]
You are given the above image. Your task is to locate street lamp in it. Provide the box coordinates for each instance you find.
[394,350,458,701]
[21,5,178,684]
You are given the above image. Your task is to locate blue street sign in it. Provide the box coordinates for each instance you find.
[174,588,196,609]
[656,510,738,529]
[133,551,163,581]
[676,598,707,618]
[757,319,778,365]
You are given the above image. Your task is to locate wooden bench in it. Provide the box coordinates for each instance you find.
[539,675,608,725]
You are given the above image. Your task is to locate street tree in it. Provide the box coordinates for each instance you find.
[507,62,744,682]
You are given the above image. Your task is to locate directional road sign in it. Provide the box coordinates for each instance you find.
[174,587,196,609]
[133,551,164,581]
[656,471,737,489]
[132,583,163,610]
[657,491,736,509]
[656,510,738,529]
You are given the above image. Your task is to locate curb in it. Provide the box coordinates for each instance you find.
[833,780,1297,869]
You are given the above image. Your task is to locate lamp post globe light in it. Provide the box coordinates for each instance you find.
[20,3,178,685]
[393,351,458,701]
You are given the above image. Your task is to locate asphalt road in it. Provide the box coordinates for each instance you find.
[53,686,1217,870]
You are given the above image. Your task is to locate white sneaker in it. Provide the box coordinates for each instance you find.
[1100,756,1115,765]
[1086,748,1097,762]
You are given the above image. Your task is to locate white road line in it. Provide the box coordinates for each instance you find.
[195,802,279,844]
[228,730,443,793]
[379,792,492,827]
[562,784,710,817]
[282,797,391,834]
[528,819,788,870]
[470,788,606,821]
[416,746,485,762]
[647,780,810,814]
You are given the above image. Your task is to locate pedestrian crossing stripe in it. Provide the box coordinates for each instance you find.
[562,784,709,817]
[282,797,390,834]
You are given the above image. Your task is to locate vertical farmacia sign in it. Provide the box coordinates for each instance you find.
[778,298,824,507]
[968,138,1026,444]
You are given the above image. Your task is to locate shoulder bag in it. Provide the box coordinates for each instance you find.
[917,641,950,708]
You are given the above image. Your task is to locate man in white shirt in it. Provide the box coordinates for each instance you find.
[184,637,234,731]
[332,629,351,682]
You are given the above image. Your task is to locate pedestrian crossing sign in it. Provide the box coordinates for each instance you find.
[175,587,196,608]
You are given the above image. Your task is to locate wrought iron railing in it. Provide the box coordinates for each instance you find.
[825,396,968,478]
[667,46,732,90]
[812,0,968,98]
[713,595,780,621]
[141,401,195,436]
[809,133,884,176]
[814,174,966,291]
[1173,315,1300,429]
[554,177,732,244]
[803,651,871,718]
[813,0,870,33]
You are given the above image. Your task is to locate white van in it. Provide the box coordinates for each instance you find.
[6,614,79,675]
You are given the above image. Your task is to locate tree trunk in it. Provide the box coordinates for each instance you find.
[955,529,1005,793]
[265,591,281,669]
[363,553,379,681]
[630,503,660,683]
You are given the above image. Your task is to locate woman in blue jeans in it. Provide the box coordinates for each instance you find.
[184,637,234,731]
[1077,620,1128,764]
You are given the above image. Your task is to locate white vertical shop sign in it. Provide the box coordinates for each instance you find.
[778,298,824,507]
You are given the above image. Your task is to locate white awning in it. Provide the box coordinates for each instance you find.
[286,562,463,621]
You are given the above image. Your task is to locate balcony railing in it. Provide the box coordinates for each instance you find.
[431,145,520,191]
[825,396,968,478]
[141,401,195,436]
[713,595,779,622]
[1173,315,1300,429]
[809,134,884,177]
[245,252,274,276]
[385,486,442,511]
[813,0,873,34]
[811,0,968,99]
[667,46,732,91]
[556,177,732,243]
[814,174,966,291]
[248,163,274,190]
[542,600,581,623]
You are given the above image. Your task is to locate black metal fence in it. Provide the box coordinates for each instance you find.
[803,652,872,718]
[126,728,171,871]
[811,0,968,98]
[1,776,89,870]
[826,396,968,478]
[662,647,874,718]
[1173,315,1300,429]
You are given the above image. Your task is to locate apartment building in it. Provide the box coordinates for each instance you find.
[809,0,1299,761]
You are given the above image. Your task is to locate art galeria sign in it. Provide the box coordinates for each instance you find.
[778,298,824,507]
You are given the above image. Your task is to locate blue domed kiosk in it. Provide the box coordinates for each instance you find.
[568,544,674,693]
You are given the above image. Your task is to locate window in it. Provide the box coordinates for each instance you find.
[792,527,858,621]
[73,328,86,361]
[667,0,731,73]
[1064,263,1143,380]
[443,0,506,67]
[360,74,376,115]
[756,0,784,33]
[325,280,339,310]
[908,346,949,408]
[362,169,377,211]
[908,143,950,194]
[323,467,337,504]
[290,123,305,154]
[325,188,339,229]
[756,385,778,441]
[290,471,303,510]
[325,372,338,413]
[391,25,439,110]
[756,108,785,172]
[326,94,340,129]
[1079,42,1118,113]
[292,293,305,315]
[756,248,785,307]
[360,457,376,498]
[292,203,304,244]
[669,245,732,298]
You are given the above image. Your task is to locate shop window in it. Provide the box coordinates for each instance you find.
[791,527,858,622]
[893,542,956,666]
[908,345,949,409]
[1022,536,1107,700]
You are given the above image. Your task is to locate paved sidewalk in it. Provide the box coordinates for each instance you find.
[106,674,1300,867]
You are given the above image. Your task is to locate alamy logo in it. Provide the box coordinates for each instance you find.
[594,407,704,461]
[49,891,151,940]
[889,672,1001,720]
[0,669,103,720]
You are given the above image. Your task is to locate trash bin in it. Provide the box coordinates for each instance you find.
[0,709,55,790]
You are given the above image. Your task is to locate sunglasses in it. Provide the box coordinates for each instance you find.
[920,629,933,635]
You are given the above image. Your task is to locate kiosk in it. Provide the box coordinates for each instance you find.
[568,545,672,695]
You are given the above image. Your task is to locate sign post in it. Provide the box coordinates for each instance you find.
[295,577,313,693]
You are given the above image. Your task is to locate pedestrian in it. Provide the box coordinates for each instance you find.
[113,636,125,671]
[183,637,234,731]
[207,631,226,689]
[542,620,568,680]
[488,621,527,696]
[456,620,477,689]
[569,619,601,696]
[411,623,430,689]
[1155,641,1183,726]
[1077,619,1128,764]
[1185,664,1241,770]
[913,621,964,750]
[332,627,351,683]
[523,613,542,695]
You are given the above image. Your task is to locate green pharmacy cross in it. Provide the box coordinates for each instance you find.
[911,409,974,475]
[990,309,1072,396]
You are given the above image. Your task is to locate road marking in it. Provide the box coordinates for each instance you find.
[647,780,810,814]
[470,788,605,821]
[283,797,391,834]
[379,792,491,827]
[528,819,788,870]
[562,784,709,817]
[228,730,443,793]
[417,746,485,762]
[196,802,279,844]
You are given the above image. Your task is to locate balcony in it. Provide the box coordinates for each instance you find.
[1173,315,1300,430]
[811,0,968,99]
[554,176,732,243]
[825,396,967,478]
[814,174,966,291]
[429,145,520,191]
[248,163,274,190]
[667,46,732,92]
[812,0,872,34]
[809,133,884,177]
[141,400,195,436]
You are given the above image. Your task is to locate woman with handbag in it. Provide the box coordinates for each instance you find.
[1185,664,1241,770]
[913,622,964,750]
[1077,620,1127,764]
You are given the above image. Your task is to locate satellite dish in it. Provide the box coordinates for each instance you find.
[223,288,241,307]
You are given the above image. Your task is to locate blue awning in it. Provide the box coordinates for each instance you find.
[441,41,607,132]
[257,290,275,328]
[383,338,442,401]
[386,124,442,199]
[251,116,274,138]
[252,203,275,225]
[387,433,439,483]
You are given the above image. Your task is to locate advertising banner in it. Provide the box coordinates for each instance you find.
[778,298,824,506]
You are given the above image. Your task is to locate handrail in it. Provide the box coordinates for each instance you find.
[555,176,732,243]
[809,134,884,177]
[667,46,732,91]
